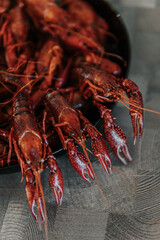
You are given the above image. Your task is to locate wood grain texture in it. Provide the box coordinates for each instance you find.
[105,213,160,240]
[1,199,29,240]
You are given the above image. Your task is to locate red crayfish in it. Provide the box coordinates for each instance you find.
[0,0,149,239]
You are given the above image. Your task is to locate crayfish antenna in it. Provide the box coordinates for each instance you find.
[103,52,127,67]
[80,139,110,208]
[35,171,49,240]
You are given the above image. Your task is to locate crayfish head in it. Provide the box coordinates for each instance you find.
[66,125,83,143]
[116,88,125,100]
[19,131,43,170]
[104,86,124,102]
[60,108,83,141]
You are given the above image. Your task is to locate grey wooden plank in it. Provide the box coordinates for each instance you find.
[0,197,10,232]
[134,170,160,221]
[105,213,160,240]
[135,8,160,33]
[52,207,109,240]
[0,199,30,240]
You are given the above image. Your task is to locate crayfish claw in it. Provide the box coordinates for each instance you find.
[132,113,144,145]
[91,137,112,174]
[25,181,45,222]
[56,186,64,206]
[86,165,95,181]
[25,167,41,221]
[117,143,132,165]
[123,143,132,162]
[81,169,90,183]
[82,166,95,183]
[95,102,132,165]
[98,154,110,173]
[47,156,64,206]
[49,172,64,206]
[67,139,94,182]
[121,78,144,144]
[97,154,110,174]
[37,195,45,222]
[25,182,38,221]
[77,110,112,174]
[106,128,132,165]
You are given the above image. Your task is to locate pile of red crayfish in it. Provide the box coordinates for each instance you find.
[0,0,143,226]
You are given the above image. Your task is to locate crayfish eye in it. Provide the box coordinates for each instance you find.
[70,132,75,137]
[67,31,71,36]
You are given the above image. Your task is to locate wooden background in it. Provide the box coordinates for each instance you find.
[1,0,160,239]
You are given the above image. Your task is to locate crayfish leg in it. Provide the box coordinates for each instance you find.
[95,102,132,165]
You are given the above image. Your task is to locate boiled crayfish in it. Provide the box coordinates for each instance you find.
[0,0,145,239]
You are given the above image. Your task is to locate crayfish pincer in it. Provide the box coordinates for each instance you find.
[7,91,63,224]
[71,64,143,163]
[44,89,113,179]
